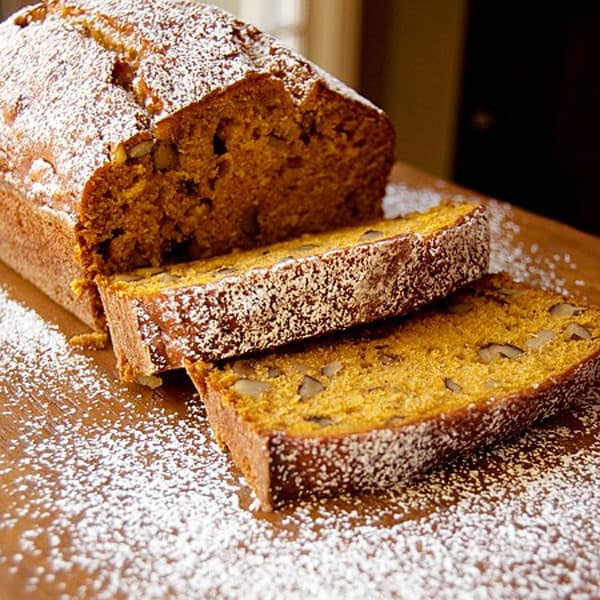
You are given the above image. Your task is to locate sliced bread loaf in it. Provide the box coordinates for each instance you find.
[0,1,393,329]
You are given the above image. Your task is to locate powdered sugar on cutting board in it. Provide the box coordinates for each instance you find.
[385,181,578,294]
[1,184,599,599]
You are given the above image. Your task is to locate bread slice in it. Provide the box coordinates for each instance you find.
[186,274,600,510]
[0,1,393,328]
[98,202,489,384]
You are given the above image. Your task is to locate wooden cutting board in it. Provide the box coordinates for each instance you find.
[1,163,599,599]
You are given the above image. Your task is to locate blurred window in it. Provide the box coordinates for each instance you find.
[236,0,307,53]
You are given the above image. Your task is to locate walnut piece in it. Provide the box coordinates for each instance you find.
[267,367,283,378]
[360,229,384,241]
[232,361,255,377]
[444,378,462,393]
[298,375,325,400]
[525,329,557,350]
[565,322,592,341]
[129,140,154,159]
[549,303,581,318]
[478,343,524,364]
[232,379,271,399]
[112,143,128,165]
[321,361,343,378]
[304,415,335,427]
[153,141,178,171]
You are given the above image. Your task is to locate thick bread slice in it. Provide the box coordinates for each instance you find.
[186,274,600,510]
[98,202,489,383]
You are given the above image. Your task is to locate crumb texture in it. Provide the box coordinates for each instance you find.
[193,273,600,506]
[203,275,600,437]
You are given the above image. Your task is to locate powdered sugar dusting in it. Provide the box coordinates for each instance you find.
[0,0,380,217]
[385,181,580,295]
[2,294,600,596]
[0,9,146,209]
[106,204,488,379]
[0,288,115,414]
[53,0,355,118]
[1,182,599,598]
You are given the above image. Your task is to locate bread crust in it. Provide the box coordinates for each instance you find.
[268,352,600,508]
[100,205,490,381]
[191,343,600,511]
[0,182,98,325]
[187,274,600,510]
[190,363,272,502]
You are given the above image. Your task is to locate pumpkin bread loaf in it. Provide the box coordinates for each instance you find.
[187,274,600,509]
[0,0,394,328]
[98,201,489,384]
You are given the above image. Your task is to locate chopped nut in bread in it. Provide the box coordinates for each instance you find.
[0,1,395,329]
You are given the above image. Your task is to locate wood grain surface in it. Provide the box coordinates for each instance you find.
[1,163,599,600]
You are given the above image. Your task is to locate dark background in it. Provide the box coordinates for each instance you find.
[361,1,600,235]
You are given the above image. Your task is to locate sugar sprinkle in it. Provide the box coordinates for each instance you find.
[1,184,599,599]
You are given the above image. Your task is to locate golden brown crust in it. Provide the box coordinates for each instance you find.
[265,350,600,507]
[97,281,153,380]
[101,204,489,382]
[194,348,600,510]
[188,276,600,510]
[0,182,98,326]
[187,360,273,508]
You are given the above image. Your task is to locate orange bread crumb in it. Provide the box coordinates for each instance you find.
[0,1,393,329]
